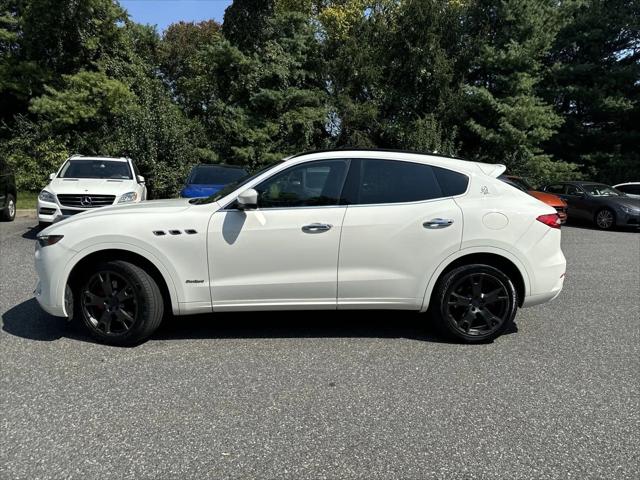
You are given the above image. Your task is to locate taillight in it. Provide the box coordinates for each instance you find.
[537,213,561,229]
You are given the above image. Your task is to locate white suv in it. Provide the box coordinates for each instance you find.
[34,150,566,346]
[37,155,147,225]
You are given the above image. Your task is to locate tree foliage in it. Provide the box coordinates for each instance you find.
[1,0,637,195]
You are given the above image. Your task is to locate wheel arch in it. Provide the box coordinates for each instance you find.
[64,246,180,317]
[421,249,529,311]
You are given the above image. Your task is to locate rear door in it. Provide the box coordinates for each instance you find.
[337,159,465,309]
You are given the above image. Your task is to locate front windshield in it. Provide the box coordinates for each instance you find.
[59,160,132,179]
[190,161,284,205]
[582,184,624,196]
[189,166,248,185]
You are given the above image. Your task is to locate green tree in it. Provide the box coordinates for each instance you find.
[459,0,568,179]
[542,0,640,183]
[222,0,276,52]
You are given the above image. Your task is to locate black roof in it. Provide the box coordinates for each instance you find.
[193,164,245,169]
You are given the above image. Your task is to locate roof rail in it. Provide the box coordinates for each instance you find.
[288,148,468,162]
[70,153,83,158]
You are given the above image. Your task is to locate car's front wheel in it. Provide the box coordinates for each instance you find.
[435,264,518,343]
[595,208,615,229]
[75,260,164,346]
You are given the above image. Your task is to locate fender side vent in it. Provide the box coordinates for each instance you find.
[153,230,166,236]
[185,229,197,235]
[169,230,182,235]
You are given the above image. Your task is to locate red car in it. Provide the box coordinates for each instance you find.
[500,176,568,223]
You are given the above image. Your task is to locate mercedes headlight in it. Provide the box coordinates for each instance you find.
[38,190,55,203]
[118,192,138,203]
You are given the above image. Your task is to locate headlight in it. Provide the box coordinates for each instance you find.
[620,205,640,215]
[36,234,64,247]
[38,190,55,202]
[118,192,138,203]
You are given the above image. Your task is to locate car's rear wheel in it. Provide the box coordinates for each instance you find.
[595,208,615,229]
[1,194,16,221]
[75,260,164,346]
[435,264,517,343]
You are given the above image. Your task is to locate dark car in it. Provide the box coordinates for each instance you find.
[180,164,248,198]
[541,181,640,229]
[0,160,17,222]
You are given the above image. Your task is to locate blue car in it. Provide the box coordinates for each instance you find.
[180,164,248,198]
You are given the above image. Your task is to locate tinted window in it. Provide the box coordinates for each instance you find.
[618,184,640,195]
[353,160,443,205]
[434,166,469,196]
[565,185,582,195]
[255,160,349,208]
[582,184,623,196]
[59,160,132,179]
[545,184,564,194]
[189,165,248,185]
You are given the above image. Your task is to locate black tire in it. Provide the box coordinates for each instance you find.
[594,208,615,230]
[433,264,518,343]
[1,194,16,221]
[74,260,164,346]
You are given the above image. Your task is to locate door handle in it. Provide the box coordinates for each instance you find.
[302,223,332,233]
[423,218,454,229]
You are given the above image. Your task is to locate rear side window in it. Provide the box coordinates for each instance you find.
[433,166,469,196]
[618,184,640,195]
[545,184,564,194]
[354,159,443,204]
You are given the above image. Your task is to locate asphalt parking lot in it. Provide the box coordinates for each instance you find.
[1,218,638,479]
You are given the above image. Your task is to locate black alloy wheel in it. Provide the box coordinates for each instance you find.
[81,270,139,335]
[76,260,164,346]
[595,208,615,229]
[436,264,517,342]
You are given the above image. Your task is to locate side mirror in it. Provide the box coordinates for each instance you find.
[137,175,145,183]
[237,188,258,210]
[49,173,56,181]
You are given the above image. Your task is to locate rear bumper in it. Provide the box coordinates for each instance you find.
[519,224,566,308]
[522,274,564,307]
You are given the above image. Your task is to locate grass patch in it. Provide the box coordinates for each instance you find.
[16,191,38,209]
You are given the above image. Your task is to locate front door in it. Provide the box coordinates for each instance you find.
[207,159,350,310]
[560,184,591,220]
[338,159,464,309]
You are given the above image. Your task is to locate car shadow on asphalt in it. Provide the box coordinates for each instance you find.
[21,223,42,240]
[2,298,518,345]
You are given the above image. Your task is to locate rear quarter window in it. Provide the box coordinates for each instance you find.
[433,166,469,196]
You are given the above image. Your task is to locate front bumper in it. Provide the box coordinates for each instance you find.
[616,209,640,227]
[34,240,77,317]
[37,198,94,224]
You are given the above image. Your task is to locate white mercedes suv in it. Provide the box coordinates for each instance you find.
[37,155,147,225]
[34,150,566,345]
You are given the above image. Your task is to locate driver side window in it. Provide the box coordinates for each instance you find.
[254,160,349,208]
[565,185,582,195]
